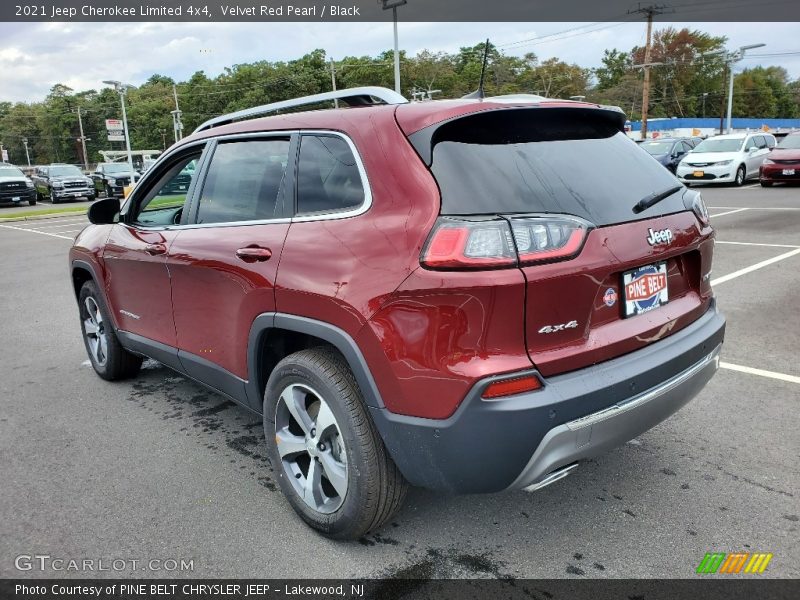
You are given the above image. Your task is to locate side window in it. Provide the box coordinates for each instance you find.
[296,135,365,215]
[766,136,776,148]
[195,139,290,225]
[681,141,693,153]
[132,152,203,227]
[755,136,767,149]
[745,137,757,151]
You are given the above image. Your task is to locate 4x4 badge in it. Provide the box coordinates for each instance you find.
[646,227,674,246]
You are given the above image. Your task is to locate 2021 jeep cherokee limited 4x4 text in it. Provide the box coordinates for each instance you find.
[70,87,725,540]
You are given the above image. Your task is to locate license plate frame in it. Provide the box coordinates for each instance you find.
[622,262,669,318]
[782,169,796,176]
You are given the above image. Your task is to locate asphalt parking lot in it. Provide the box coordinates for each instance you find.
[0,183,797,580]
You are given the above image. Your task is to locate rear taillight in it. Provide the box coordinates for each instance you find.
[421,217,516,269]
[421,215,591,270]
[510,215,591,265]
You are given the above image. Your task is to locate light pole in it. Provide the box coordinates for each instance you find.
[721,43,765,133]
[22,137,31,166]
[702,92,709,119]
[381,0,407,95]
[103,80,135,174]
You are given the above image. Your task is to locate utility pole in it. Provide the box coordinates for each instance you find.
[22,138,31,166]
[172,84,184,142]
[330,59,339,108]
[73,107,89,170]
[628,3,670,140]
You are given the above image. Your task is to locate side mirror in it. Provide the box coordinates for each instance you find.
[87,197,120,225]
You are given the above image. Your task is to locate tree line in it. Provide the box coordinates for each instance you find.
[2,27,799,166]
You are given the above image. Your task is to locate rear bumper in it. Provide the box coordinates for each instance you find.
[370,300,725,493]
[760,164,800,182]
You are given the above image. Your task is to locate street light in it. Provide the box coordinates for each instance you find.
[102,80,135,174]
[721,43,765,133]
[380,0,407,95]
[22,137,31,166]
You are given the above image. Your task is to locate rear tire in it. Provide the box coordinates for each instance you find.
[264,347,407,540]
[79,280,142,381]
[734,165,746,186]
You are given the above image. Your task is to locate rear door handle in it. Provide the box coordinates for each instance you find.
[144,243,167,255]
[236,246,272,262]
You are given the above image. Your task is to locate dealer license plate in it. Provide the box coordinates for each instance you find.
[782,169,795,176]
[693,170,704,177]
[622,262,669,318]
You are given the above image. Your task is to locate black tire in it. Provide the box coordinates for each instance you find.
[50,189,59,204]
[760,180,773,187]
[78,280,142,381]
[734,164,746,186]
[28,197,37,206]
[105,184,113,199]
[264,347,407,540]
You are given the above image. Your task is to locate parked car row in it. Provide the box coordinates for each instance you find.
[639,130,800,187]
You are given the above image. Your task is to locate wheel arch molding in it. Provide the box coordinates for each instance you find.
[246,313,386,412]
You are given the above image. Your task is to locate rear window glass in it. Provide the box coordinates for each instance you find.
[429,108,685,226]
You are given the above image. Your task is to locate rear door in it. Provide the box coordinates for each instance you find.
[425,107,714,376]
[167,134,295,404]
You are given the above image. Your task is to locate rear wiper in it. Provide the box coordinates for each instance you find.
[633,185,683,214]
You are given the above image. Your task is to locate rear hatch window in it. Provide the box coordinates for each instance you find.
[423,107,685,225]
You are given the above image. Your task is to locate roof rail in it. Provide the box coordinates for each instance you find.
[193,86,408,134]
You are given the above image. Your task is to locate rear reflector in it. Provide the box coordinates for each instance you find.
[481,374,542,399]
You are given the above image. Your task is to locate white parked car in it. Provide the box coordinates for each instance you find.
[676,133,776,186]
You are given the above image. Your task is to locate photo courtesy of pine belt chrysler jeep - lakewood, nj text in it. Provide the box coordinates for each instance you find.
[69,87,725,540]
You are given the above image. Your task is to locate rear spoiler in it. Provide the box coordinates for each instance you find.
[408,104,627,166]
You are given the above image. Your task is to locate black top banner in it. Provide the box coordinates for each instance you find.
[2,0,799,22]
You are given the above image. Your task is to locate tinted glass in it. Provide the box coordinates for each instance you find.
[777,135,800,149]
[640,141,672,155]
[134,153,202,226]
[197,139,290,224]
[693,138,744,152]
[296,135,364,215]
[103,163,131,173]
[49,165,83,177]
[0,166,25,177]
[430,110,684,226]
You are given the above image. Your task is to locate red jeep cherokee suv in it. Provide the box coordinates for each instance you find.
[70,87,725,540]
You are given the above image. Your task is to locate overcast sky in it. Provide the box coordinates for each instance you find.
[1,21,798,103]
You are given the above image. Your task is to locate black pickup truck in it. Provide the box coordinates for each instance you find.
[31,164,96,203]
[91,163,141,198]
[0,163,37,206]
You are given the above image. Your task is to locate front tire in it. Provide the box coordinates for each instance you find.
[50,189,59,204]
[760,180,773,187]
[734,165,746,186]
[264,347,407,540]
[79,280,142,381]
[28,197,37,206]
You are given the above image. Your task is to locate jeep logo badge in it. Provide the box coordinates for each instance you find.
[646,228,674,246]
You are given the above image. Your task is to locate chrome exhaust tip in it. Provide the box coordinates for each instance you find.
[522,463,578,493]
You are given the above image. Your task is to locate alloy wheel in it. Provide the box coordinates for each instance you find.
[83,296,108,366]
[274,383,348,514]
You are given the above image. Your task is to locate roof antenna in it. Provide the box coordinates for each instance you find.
[462,39,490,100]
